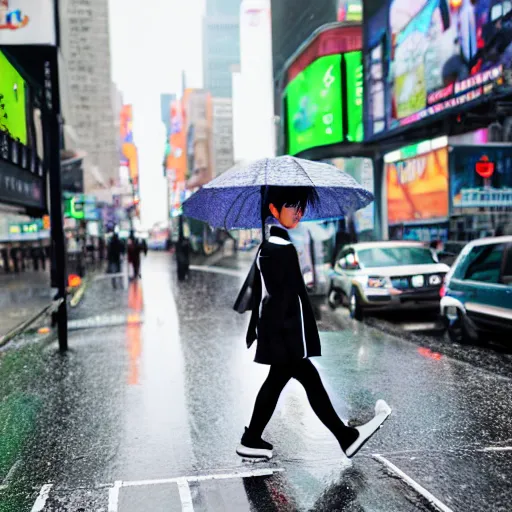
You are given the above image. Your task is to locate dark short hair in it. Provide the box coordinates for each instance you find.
[263,185,318,220]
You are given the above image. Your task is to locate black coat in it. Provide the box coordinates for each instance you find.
[234,226,321,365]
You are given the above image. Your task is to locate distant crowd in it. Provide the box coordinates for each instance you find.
[0,243,50,274]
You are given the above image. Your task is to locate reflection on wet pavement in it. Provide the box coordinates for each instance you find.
[0,252,511,511]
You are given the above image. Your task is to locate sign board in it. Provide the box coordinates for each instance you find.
[386,147,449,225]
[0,158,45,210]
[64,194,99,221]
[0,0,57,46]
[475,156,495,179]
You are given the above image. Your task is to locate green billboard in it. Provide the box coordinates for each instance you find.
[0,51,27,144]
[345,50,364,143]
[286,54,343,156]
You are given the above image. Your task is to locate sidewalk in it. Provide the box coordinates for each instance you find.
[0,270,53,338]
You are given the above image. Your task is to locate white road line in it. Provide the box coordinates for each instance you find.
[31,484,53,512]
[177,478,195,512]
[189,265,243,277]
[0,459,21,490]
[481,446,512,452]
[373,455,454,512]
[108,481,121,512]
[119,467,284,488]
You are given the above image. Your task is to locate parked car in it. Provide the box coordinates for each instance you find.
[328,241,450,320]
[440,236,512,344]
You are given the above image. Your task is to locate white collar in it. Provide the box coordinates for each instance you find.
[268,236,291,245]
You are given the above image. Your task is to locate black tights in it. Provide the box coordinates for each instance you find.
[247,359,353,446]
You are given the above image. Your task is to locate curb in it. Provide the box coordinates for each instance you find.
[69,273,94,308]
[0,299,63,349]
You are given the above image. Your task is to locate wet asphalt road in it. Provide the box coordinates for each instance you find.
[1,252,512,511]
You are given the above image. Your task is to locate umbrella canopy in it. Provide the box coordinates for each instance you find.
[182,156,374,229]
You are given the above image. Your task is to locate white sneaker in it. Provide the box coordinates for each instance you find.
[345,400,391,458]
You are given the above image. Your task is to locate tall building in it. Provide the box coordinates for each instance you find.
[270,0,338,113]
[211,98,234,176]
[59,0,119,197]
[203,0,241,98]
[238,0,275,160]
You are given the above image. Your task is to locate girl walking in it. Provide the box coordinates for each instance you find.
[235,186,391,460]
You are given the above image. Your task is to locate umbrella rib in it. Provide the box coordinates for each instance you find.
[290,156,316,188]
[230,187,260,229]
[224,187,244,229]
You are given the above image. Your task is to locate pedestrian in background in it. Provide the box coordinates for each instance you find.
[39,241,47,271]
[107,232,123,289]
[1,245,9,273]
[10,245,19,273]
[234,186,391,461]
[31,243,40,271]
[127,235,142,280]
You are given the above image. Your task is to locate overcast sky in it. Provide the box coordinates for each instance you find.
[108,0,205,229]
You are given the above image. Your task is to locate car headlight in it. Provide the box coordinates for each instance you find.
[367,276,392,288]
[429,274,442,286]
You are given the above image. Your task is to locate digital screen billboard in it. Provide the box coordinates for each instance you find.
[286,54,343,155]
[345,50,364,142]
[364,0,512,139]
[386,146,449,225]
[338,0,362,21]
[450,145,512,211]
[0,51,27,144]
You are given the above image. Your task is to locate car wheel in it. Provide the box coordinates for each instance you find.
[447,310,474,345]
[328,287,342,310]
[349,288,364,321]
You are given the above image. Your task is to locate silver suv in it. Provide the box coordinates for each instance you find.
[328,241,450,320]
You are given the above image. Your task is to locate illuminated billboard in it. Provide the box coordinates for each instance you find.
[338,0,362,21]
[0,0,56,45]
[0,50,27,144]
[450,146,512,211]
[120,105,139,186]
[386,146,449,225]
[286,54,343,155]
[345,50,364,142]
[364,0,512,139]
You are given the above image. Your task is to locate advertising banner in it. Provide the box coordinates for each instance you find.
[286,54,343,155]
[119,105,138,186]
[344,50,364,142]
[167,99,187,187]
[450,145,512,211]
[364,0,512,139]
[386,146,449,225]
[338,0,362,21]
[0,0,56,45]
[0,50,27,144]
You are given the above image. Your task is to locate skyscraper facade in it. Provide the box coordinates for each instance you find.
[59,0,119,196]
[203,0,241,98]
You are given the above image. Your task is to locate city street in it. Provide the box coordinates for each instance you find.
[1,252,511,512]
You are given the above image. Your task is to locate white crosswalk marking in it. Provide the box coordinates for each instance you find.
[108,481,121,512]
[176,478,194,512]
[31,484,53,512]
[32,467,285,511]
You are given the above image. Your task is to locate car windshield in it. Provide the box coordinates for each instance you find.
[357,247,437,268]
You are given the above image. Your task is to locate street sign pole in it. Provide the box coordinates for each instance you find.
[45,49,68,352]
